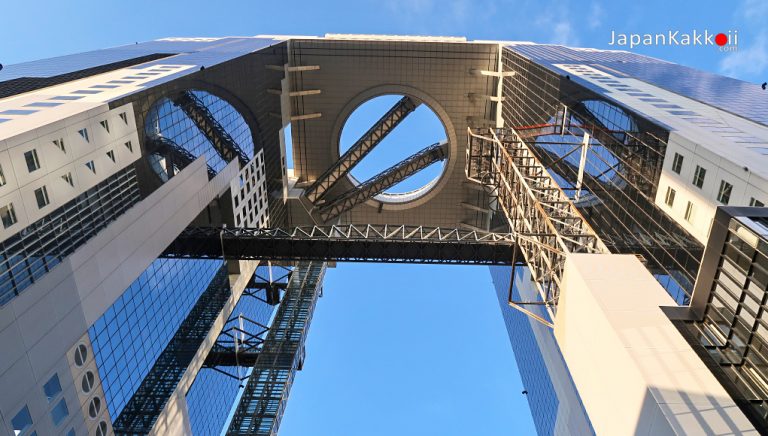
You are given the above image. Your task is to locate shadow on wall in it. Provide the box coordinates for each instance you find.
[633,387,757,435]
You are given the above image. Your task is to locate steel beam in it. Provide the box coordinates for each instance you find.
[173,91,250,166]
[161,225,517,265]
[227,262,325,435]
[466,127,608,320]
[304,96,419,203]
[316,141,448,221]
[145,135,217,179]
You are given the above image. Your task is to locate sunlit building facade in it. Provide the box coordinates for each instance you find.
[0,35,766,436]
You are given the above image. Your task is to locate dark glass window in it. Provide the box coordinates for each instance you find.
[51,398,69,425]
[0,203,17,228]
[78,128,89,142]
[24,149,41,172]
[717,180,733,205]
[665,186,676,206]
[85,160,96,173]
[124,141,133,152]
[34,185,50,209]
[672,152,683,174]
[61,172,74,186]
[99,120,109,133]
[12,406,33,434]
[693,165,706,189]
[750,197,765,207]
[684,201,694,222]
[43,373,62,402]
[53,138,66,153]
[0,164,6,186]
[106,150,115,163]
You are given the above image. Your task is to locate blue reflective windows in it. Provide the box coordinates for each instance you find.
[51,398,69,425]
[43,373,62,402]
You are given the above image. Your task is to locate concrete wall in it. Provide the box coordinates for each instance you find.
[555,253,756,435]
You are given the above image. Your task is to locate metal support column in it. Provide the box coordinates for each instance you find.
[227,261,326,435]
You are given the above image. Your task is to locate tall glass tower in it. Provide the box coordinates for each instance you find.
[0,35,765,435]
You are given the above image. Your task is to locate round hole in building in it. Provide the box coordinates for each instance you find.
[338,94,448,204]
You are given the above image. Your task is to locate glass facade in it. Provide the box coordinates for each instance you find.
[88,257,223,420]
[0,165,140,306]
[489,266,592,435]
[500,46,703,303]
[144,90,254,181]
[507,44,768,127]
[186,272,275,436]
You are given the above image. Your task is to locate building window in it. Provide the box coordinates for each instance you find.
[672,152,684,174]
[0,164,6,186]
[664,186,676,207]
[88,397,101,419]
[85,160,96,173]
[53,138,66,153]
[1,203,17,228]
[106,150,115,163]
[34,186,50,209]
[750,197,765,207]
[96,421,108,436]
[684,201,695,222]
[11,406,33,434]
[62,172,74,186]
[717,180,733,204]
[81,371,95,393]
[78,128,89,142]
[66,428,76,436]
[24,149,41,172]
[43,373,62,402]
[99,120,109,133]
[119,112,128,124]
[74,344,88,366]
[51,399,69,426]
[124,141,133,152]
[692,165,706,189]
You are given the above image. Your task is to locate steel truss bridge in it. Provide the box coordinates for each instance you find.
[162,224,518,265]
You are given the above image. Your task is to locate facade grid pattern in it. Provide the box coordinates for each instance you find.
[88,258,223,420]
[186,275,276,436]
[0,165,140,306]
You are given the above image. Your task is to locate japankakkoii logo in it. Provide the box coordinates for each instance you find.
[609,30,738,52]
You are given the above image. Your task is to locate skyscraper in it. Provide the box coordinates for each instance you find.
[0,35,765,435]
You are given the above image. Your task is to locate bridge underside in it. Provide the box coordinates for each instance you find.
[162,225,518,265]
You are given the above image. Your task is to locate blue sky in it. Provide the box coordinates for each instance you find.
[2,1,766,435]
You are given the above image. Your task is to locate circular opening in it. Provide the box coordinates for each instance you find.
[96,421,108,436]
[81,371,95,393]
[339,94,448,203]
[88,397,101,419]
[74,344,88,367]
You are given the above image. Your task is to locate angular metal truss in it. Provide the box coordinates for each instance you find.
[227,261,325,436]
[145,135,217,179]
[173,90,250,166]
[162,224,517,265]
[304,96,419,203]
[113,265,231,435]
[466,127,608,323]
[316,141,448,221]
